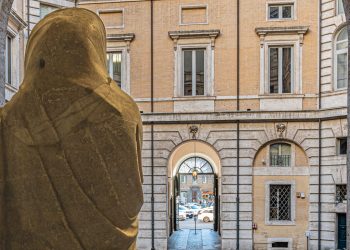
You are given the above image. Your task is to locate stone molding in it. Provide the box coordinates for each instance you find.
[106,33,135,51]
[255,26,309,46]
[168,29,220,49]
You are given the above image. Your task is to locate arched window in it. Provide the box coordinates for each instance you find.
[335,27,348,90]
[270,143,291,167]
[178,157,214,174]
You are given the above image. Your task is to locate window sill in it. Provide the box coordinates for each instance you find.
[265,220,296,226]
[173,96,216,101]
[259,94,304,98]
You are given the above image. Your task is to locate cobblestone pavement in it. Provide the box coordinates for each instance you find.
[168,229,221,250]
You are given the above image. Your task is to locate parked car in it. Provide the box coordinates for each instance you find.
[185,205,202,215]
[179,205,193,218]
[198,208,214,222]
[178,211,186,221]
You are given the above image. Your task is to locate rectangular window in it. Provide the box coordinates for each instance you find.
[106,52,122,88]
[272,242,289,248]
[40,4,59,19]
[268,4,294,20]
[5,36,12,85]
[338,0,345,15]
[338,138,347,155]
[270,185,291,221]
[183,49,205,96]
[336,184,347,203]
[269,47,293,94]
[270,143,291,167]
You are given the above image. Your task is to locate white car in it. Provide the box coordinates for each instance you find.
[178,211,186,221]
[198,208,214,222]
[185,205,201,215]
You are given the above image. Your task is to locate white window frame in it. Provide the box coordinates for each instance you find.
[260,40,300,95]
[97,8,124,29]
[179,4,208,25]
[337,0,345,15]
[175,44,213,97]
[334,27,348,90]
[266,1,296,21]
[5,35,12,85]
[268,142,293,167]
[268,238,293,250]
[106,47,130,94]
[265,180,296,225]
[268,46,294,94]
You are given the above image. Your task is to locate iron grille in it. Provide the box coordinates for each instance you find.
[336,185,347,203]
[270,185,291,221]
[270,155,291,167]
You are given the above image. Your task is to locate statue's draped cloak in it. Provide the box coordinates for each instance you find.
[0,8,143,250]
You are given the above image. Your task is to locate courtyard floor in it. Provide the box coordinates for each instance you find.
[168,228,221,250]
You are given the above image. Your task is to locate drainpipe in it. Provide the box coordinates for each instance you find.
[27,0,29,39]
[236,0,240,249]
[317,0,322,248]
[150,0,155,250]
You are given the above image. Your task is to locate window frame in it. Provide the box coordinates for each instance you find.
[175,44,212,97]
[182,48,206,96]
[180,175,187,184]
[269,143,292,167]
[334,27,348,90]
[337,0,345,15]
[265,180,295,225]
[335,184,347,203]
[266,1,296,21]
[268,4,294,20]
[106,47,130,94]
[337,137,347,155]
[268,46,294,94]
[5,35,12,85]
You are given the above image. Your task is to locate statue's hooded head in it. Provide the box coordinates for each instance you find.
[23,8,109,93]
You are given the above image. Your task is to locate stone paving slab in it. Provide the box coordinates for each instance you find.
[168,229,221,250]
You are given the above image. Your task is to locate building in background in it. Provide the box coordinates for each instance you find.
[4,0,349,249]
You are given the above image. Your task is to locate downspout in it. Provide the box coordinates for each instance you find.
[150,0,155,250]
[236,0,240,249]
[27,0,29,39]
[317,0,322,248]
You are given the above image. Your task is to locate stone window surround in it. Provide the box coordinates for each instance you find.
[267,237,293,250]
[256,26,308,96]
[97,8,124,29]
[179,4,209,26]
[266,0,297,21]
[169,30,220,98]
[106,33,135,94]
[265,180,296,225]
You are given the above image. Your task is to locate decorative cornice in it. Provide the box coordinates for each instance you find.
[168,29,220,49]
[106,33,135,51]
[255,26,309,35]
[9,9,27,31]
[255,26,309,46]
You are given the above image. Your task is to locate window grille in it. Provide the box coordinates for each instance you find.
[336,185,347,203]
[270,143,291,167]
[270,185,291,221]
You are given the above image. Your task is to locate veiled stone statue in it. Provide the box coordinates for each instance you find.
[0,8,143,250]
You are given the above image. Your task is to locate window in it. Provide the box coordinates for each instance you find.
[180,175,187,184]
[337,0,345,15]
[272,242,289,248]
[202,175,207,183]
[335,27,348,90]
[268,4,293,20]
[337,137,347,155]
[336,185,347,203]
[270,185,291,221]
[5,35,12,85]
[270,143,291,167]
[269,47,293,94]
[40,4,59,19]
[106,52,123,88]
[183,49,205,96]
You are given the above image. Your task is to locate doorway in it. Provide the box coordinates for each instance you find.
[337,213,346,249]
[172,157,219,232]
